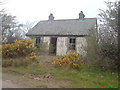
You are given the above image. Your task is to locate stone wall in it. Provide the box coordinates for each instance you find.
[29,36,87,56]
[76,37,87,57]
[56,37,68,56]
[29,36,50,52]
[43,37,50,50]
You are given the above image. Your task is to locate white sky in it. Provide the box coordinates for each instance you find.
[1,0,117,23]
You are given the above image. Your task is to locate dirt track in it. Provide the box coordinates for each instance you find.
[2,72,71,88]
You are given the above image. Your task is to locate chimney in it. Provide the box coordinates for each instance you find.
[79,11,85,20]
[49,13,54,21]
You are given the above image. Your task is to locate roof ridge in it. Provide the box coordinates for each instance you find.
[40,18,97,22]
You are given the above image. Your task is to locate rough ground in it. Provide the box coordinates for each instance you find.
[2,55,72,88]
[2,71,72,88]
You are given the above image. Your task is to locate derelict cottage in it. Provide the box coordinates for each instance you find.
[26,12,97,56]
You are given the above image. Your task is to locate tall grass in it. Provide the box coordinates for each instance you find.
[2,57,38,67]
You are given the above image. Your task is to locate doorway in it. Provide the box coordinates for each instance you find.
[49,37,57,55]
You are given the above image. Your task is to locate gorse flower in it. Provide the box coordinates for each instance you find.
[52,51,81,69]
[2,39,36,58]
[28,52,38,60]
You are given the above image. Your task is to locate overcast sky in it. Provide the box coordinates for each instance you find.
[1,0,117,23]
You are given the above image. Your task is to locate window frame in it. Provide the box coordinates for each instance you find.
[36,37,41,44]
[69,38,76,50]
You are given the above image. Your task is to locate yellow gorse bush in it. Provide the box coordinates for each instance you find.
[2,39,36,58]
[28,52,38,60]
[52,51,81,69]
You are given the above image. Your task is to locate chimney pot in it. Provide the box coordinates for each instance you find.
[79,11,85,20]
[49,13,54,20]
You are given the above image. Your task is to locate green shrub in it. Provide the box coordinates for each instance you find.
[86,29,118,70]
[97,43,118,70]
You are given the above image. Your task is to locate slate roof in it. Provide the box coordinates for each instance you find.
[26,18,97,36]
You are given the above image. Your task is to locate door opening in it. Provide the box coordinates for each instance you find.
[49,37,57,55]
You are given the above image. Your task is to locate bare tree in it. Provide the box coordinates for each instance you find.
[98,1,118,45]
[0,0,4,44]
[20,21,36,39]
[22,21,36,33]
[96,1,119,70]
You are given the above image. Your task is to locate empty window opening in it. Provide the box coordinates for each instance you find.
[69,38,76,50]
[36,37,41,44]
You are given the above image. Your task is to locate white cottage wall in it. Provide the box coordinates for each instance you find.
[76,37,87,57]
[30,36,87,56]
[56,37,68,56]
[43,37,50,50]
[30,36,50,51]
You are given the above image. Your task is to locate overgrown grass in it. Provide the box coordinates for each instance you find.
[2,56,118,88]
[2,56,38,67]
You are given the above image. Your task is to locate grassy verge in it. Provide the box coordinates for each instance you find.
[2,56,118,88]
